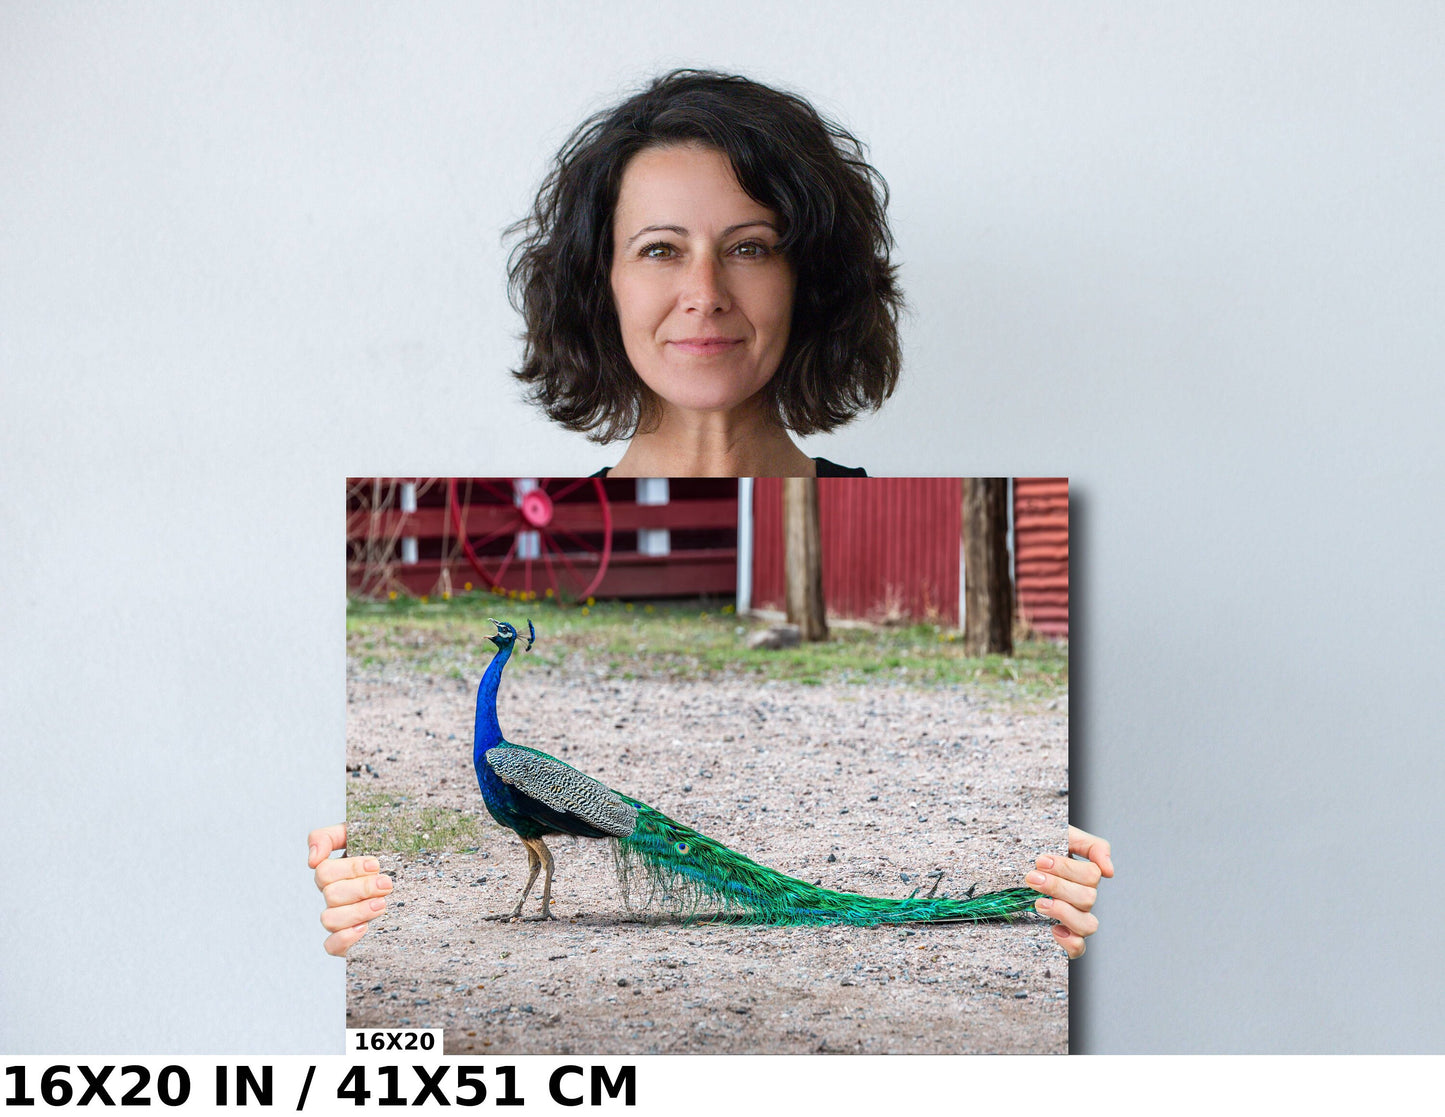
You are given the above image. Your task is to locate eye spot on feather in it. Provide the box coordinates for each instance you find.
[674,841,691,856]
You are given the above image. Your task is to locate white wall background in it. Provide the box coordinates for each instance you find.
[3,2,1442,1053]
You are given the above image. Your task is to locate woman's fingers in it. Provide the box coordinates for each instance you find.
[308,824,347,870]
[1050,923,1086,960]
[323,871,393,908]
[315,854,380,892]
[1042,852,1103,888]
[1027,855,1099,911]
[321,895,389,934]
[1033,830,1111,958]
[310,822,383,958]
[1068,826,1114,877]
[324,921,371,958]
[1034,895,1098,940]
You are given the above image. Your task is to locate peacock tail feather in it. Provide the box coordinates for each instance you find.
[611,798,1037,926]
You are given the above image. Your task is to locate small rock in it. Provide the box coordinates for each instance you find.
[617,978,629,987]
[826,853,836,863]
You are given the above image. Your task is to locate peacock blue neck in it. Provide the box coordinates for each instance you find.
[473,639,513,763]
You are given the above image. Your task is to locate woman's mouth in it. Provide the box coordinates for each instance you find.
[668,337,744,355]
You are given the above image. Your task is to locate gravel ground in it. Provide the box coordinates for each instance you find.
[344,659,1069,1054]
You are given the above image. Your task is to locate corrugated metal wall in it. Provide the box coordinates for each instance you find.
[751,478,964,625]
[1013,477,1069,637]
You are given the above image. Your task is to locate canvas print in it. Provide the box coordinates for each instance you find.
[342,476,1070,1054]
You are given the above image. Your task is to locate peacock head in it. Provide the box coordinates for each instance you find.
[487,619,536,652]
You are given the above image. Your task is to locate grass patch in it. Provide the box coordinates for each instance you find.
[347,592,1067,702]
[346,785,491,856]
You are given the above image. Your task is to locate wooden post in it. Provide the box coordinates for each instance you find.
[783,477,828,642]
[961,477,1013,656]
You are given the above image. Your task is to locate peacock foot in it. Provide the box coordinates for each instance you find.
[529,908,557,922]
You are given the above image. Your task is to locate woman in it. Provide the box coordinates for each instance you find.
[509,69,900,477]
[312,71,1112,956]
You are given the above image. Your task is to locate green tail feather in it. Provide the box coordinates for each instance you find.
[611,799,1038,926]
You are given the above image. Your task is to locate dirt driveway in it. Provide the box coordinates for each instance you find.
[344,657,1068,1054]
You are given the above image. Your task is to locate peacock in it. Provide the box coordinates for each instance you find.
[472,619,1040,926]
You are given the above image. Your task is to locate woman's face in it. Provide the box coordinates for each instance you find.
[609,143,795,418]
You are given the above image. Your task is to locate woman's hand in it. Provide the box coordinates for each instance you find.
[1028,826,1113,959]
[308,823,392,957]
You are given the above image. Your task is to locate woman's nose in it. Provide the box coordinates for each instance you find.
[680,255,731,314]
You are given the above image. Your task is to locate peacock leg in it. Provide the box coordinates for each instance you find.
[531,838,557,921]
[509,840,543,919]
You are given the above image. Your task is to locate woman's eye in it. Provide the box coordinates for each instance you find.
[639,242,676,259]
[731,241,770,258]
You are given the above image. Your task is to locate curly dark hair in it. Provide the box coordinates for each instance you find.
[507,69,903,443]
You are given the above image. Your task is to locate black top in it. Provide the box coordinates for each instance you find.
[590,457,866,478]
[813,457,868,477]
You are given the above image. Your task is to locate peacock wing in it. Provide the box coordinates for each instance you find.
[484,745,638,838]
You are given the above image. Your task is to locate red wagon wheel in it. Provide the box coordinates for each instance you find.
[447,477,612,602]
